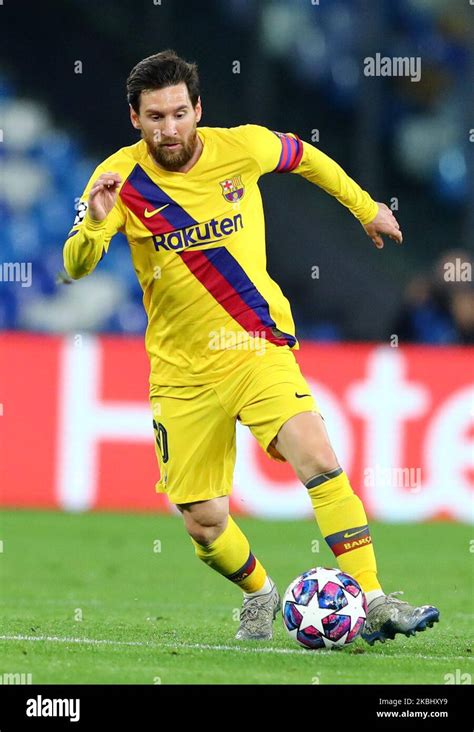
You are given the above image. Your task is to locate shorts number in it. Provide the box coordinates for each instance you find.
[153,420,169,463]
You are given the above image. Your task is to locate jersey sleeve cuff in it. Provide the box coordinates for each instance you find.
[83,211,108,231]
[357,199,379,225]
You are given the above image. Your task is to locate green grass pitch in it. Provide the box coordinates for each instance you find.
[0,510,472,685]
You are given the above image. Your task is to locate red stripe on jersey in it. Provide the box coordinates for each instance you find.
[120,178,175,235]
[180,248,293,348]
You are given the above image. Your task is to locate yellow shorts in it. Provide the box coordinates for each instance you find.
[149,346,319,505]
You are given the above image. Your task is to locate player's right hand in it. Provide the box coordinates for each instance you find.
[88,172,123,222]
[363,202,403,249]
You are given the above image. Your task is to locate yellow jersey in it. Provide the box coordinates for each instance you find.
[63,124,378,386]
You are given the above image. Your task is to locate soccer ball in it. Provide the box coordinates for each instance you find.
[282,567,368,649]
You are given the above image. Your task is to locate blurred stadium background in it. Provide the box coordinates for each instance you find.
[0,0,472,520]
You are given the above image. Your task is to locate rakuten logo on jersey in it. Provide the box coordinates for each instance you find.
[152,213,243,251]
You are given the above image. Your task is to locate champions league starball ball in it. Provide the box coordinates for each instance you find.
[282,567,368,649]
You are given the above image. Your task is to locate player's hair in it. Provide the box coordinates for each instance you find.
[126,50,200,113]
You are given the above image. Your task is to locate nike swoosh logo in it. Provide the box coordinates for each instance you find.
[343,529,366,539]
[295,392,312,399]
[144,204,170,218]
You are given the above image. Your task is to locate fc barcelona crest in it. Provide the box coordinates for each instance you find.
[220,175,245,202]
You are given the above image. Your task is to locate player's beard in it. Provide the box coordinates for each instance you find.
[146,127,198,172]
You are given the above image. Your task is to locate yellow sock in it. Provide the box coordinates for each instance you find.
[306,467,382,593]
[191,515,268,593]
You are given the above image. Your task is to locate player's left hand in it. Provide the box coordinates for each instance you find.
[363,202,403,249]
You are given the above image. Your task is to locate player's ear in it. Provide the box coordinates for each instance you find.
[129,104,141,130]
[195,96,202,123]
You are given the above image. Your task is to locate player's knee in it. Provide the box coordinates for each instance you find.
[297,443,339,484]
[177,496,229,545]
[185,518,227,546]
[179,508,228,546]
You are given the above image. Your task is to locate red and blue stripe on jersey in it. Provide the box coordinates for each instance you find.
[120,164,195,234]
[120,165,296,349]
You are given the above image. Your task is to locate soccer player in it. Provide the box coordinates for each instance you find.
[63,50,439,645]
